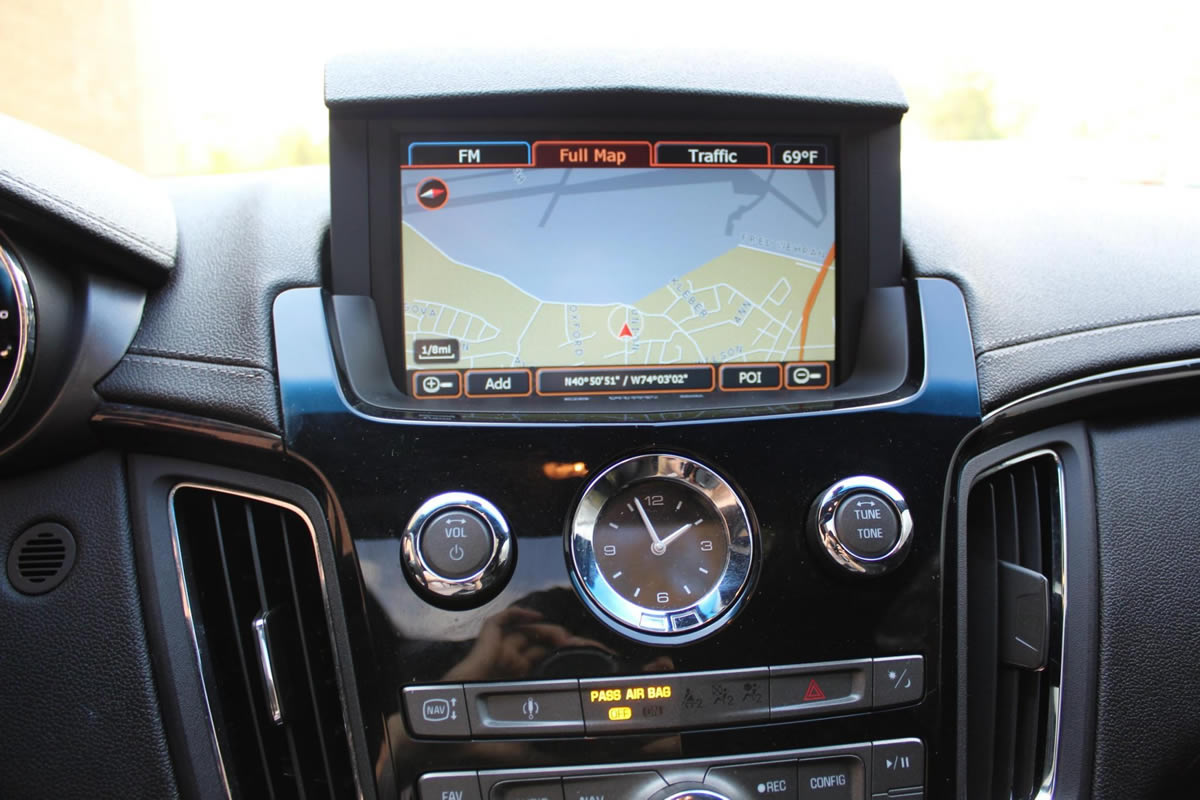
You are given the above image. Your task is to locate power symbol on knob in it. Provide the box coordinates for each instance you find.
[448,543,465,561]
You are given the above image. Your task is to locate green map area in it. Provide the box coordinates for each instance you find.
[402,223,835,370]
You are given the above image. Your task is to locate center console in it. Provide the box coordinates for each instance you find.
[275,51,981,800]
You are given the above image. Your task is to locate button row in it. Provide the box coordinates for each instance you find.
[418,738,923,800]
[403,655,923,739]
[411,362,830,399]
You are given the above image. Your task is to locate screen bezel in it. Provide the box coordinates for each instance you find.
[336,114,905,419]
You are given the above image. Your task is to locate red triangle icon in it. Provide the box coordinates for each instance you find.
[803,679,826,701]
[618,322,633,339]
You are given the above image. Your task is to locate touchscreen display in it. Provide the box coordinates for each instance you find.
[399,139,835,400]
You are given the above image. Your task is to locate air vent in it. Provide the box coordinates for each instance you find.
[7,522,76,594]
[172,485,357,799]
[966,451,1063,800]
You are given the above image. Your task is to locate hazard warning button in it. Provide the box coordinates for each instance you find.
[768,659,872,721]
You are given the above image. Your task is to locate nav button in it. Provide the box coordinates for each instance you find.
[413,370,462,399]
[720,363,783,392]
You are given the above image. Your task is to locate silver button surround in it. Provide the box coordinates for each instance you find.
[809,476,913,576]
[568,453,754,642]
[402,492,513,601]
[0,238,36,422]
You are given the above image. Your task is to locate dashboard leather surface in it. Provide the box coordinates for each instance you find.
[0,451,178,799]
[1089,415,1200,798]
[0,112,176,284]
[97,167,327,432]
[325,48,907,114]
[905,164,1200,411]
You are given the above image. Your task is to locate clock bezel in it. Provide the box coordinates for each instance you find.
[568,453,755,642]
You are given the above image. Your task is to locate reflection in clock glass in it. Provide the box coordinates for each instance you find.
[592,479,730,612]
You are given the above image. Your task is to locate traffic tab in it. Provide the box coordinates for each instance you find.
[773,143,831,166]
[408,141,530,166]
[533,141,651,168]
[655,141,770,166]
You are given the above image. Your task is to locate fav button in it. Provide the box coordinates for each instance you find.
[463,679,585,736]
[419,509,494,579]
[418,772,482,800]
[413,370,462,398]
[719,363,783,391]
[403,685,470,738]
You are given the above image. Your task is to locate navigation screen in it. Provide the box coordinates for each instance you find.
[399,139,836,401]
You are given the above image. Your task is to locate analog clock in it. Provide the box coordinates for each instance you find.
[568,454,755,641]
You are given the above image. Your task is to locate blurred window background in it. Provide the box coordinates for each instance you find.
[1,0,1196,185]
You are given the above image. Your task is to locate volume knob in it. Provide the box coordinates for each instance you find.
[401,492,514,605]
[808,476,913,576]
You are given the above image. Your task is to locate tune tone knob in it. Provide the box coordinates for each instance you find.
[401,492,514,605]
[808,476,913,576]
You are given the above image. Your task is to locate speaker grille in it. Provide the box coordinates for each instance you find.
[7,522,76,594]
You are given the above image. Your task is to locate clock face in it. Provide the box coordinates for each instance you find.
[568,454,755,640]
[592,481,730,612]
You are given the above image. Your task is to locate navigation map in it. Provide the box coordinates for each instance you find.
[400,166,835,373]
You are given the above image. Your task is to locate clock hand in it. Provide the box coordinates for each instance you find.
[657,521,695,550]
[633,497,663,545]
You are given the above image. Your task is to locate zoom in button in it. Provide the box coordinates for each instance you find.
[413,370,462,398]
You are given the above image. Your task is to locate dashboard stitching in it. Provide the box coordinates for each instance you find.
[127,345,264,370]
[0,167,175,261]
[118,353,274,379]
[976,312,1200,359]
[976,310,1200,355]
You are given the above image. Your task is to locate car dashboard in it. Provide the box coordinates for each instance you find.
[1,49,1199,800]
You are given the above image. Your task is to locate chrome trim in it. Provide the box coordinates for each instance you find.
[662,791,730,800]
[981,357,1200,426]
[168,482,368,800]
[809,476,913,576]
[973,449,1066,800]
[569,453,754,639]
[0,238,36,421]
[252,610,284,724]
[401,491,513,600]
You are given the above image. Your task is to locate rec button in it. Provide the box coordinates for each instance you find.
[720,363,783,392]
[466,369,532,398]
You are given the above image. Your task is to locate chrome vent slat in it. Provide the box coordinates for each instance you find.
[172,485,356,800]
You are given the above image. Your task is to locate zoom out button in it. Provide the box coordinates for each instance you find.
[413,370,462,398]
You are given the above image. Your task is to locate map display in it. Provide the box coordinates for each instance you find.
[400,149,835,396]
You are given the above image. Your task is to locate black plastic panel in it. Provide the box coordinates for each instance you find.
[0,451,178,798]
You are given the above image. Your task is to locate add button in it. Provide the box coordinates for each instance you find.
[466,369,532,398]
[720,363,783,392]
